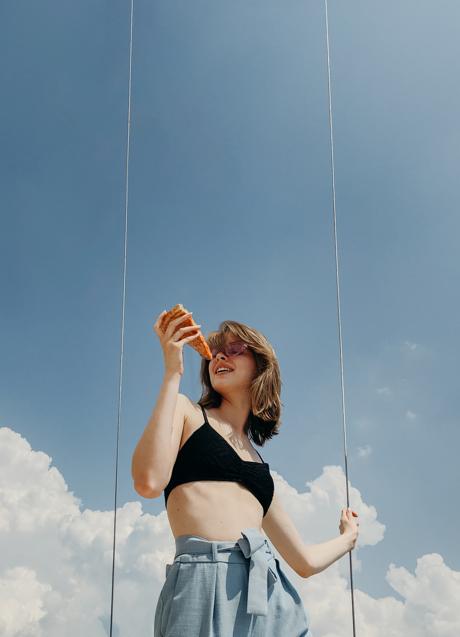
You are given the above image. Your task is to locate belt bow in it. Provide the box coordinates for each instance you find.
[237,528,278,616]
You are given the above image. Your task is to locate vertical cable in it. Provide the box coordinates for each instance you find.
[109,1,134,635]
[323,1,357,634]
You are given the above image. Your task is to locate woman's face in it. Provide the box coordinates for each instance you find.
[209,334,257,393]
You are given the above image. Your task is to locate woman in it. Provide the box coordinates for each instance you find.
[132,310,359,636]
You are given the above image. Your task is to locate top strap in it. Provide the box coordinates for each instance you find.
[199,403,209,424]
[254,448,265,463]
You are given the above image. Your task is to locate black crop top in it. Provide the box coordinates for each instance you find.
[163,404,274,515]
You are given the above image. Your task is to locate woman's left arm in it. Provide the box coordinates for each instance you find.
[263,495,359,579]
[303,530,357,577]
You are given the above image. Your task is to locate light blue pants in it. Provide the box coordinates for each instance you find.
[154,527,312,636]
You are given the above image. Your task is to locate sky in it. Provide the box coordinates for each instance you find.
[1,1,460,635]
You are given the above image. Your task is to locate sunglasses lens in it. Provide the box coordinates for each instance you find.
[211,341,247,358]
[228,342,246,356]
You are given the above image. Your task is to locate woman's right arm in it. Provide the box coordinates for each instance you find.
[131,371,184,498]
[131,309,202,498]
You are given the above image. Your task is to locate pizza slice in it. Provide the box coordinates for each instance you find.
[158,303,212,360]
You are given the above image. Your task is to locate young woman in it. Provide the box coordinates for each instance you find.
[132,310,359,636]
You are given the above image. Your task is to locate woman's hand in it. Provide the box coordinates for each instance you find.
[339,508,360,549]
[152,309,202,377]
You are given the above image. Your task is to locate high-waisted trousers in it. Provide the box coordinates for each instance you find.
[154,527,313,637]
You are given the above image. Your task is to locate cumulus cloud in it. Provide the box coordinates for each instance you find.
[0,427,458,636]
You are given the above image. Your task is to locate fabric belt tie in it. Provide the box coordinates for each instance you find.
[237,528,278,616]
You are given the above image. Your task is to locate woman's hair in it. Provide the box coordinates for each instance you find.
[197,320,282,446]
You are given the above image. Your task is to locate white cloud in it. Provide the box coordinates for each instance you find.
[403,340,419,351]
[401,340,432,362]
[0,427,459,636]
[356,444,373,458]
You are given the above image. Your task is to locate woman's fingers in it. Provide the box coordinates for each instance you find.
[152,309,168,333]
[342,508,359,518]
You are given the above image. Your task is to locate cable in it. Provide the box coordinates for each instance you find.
[323,1,357,634]
[109,0,134,635]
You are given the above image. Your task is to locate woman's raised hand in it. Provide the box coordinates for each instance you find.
[153,310,202,377]
[339,508,360,549]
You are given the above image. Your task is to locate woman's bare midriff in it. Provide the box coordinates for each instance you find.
[166,399,266,542]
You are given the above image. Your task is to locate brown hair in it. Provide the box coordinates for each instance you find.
[197,320,282,446]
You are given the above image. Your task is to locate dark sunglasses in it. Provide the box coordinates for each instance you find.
[210,341,249,359]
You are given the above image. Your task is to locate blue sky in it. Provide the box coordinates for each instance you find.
[1,1,459,635]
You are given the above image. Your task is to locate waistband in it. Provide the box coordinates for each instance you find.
[167,527,278,616]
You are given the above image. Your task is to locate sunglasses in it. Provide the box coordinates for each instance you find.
[210,341,249,359]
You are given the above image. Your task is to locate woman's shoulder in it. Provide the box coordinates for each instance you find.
[179,393,203,424]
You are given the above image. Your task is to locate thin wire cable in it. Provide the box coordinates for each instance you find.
[109,0,134,635]
[323,1,357,635]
